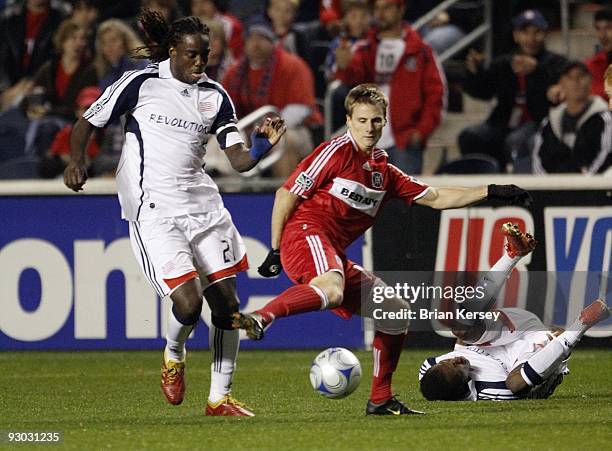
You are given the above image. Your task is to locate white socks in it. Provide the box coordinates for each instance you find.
[521,318,590,386]
[165,309,194,362]
[471,253,520,312]
[208,326,239,403]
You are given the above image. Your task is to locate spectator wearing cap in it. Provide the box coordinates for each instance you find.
[190,0,244,59]
[586,8,612,102]
[532,61,611,175]
[222,19,322,177]
[39,86,102,178]
[459,9,567,172]
[333,0,445,174]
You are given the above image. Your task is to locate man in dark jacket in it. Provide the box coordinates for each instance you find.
[458,9,567,171]
[532,61,611,174]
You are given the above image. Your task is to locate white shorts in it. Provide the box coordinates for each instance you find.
[128,208,248,297]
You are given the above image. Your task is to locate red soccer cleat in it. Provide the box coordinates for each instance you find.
[205,396,255,417]
[579,299,610,327]
[502,222,537,258]
[161,357,185,405]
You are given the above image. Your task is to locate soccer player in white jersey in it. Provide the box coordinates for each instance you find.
[233,84,535,415]
[419,227,610,401]
[64,10,286,416]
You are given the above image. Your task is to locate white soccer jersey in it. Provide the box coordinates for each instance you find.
[84,59,244,220]
[419,309,557,401]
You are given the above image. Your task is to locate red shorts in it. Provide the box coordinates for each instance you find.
[281,226,377,319]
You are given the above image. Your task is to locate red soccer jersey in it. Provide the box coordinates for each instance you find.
[282,132,430,251]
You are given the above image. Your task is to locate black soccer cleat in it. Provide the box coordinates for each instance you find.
[231,312,267,340]
[365,396,425,416]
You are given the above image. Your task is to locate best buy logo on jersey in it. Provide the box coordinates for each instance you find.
[329,177,386,217]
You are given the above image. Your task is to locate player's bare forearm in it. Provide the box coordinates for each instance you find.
[224,143,258,172]
[69,117,94,165]
[416,186,487,210]
[64,117,95,192]
[271,187,300,249]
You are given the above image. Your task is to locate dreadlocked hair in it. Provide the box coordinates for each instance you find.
[132,9,209,62]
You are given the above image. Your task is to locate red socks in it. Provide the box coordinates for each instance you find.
[256,285,325,323]
[370,331,407,404]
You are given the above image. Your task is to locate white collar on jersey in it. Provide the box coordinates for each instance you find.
[158,59,209,83]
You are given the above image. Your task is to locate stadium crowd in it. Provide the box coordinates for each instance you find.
[0,0,610,179]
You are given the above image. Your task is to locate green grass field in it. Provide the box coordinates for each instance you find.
[1,349,611,450]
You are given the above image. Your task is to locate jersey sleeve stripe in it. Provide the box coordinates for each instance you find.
[83,67,156,120]
[304,134,349,178]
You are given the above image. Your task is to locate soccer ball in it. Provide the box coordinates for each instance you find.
[309,347,361,399]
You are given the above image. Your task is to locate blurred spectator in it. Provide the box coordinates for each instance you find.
[32,18,97,121]
[223,19,322,177]
[190,0,244,59]
[324,0,371,80]
[586,8,612,102]
[459,9,566,171]
[532,61,611,175]
[70,0,101,53]
[21,18,97,157]
[94,19,148,91]
[318,0,342,33]
[265,0,308,58]
[0,0,70,90]
[39,85,102,178]
[333,0,444,174]
[202,18,234,81]
[70,0,99,28]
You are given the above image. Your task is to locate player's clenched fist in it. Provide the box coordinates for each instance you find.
[63,162,88,192]
[487,184,532,207]
[258,249,282,277]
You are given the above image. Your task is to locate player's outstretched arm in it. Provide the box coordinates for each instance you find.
[64,117,96,192]
[224,117,287,173]
[415,186,487,209]
[257,187,300,277]
[415,184,532,210]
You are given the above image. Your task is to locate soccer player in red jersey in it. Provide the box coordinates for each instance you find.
[233,84,533,415]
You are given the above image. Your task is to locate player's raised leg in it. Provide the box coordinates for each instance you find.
[460,222,537,319]
[233,234,345,340]
[203,277,254,417]
[507,299,610,394]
